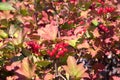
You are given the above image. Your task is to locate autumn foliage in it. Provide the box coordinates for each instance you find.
[0,0,120,80]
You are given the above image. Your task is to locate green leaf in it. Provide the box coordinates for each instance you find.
[64,56,87,79]
[11,54,25,62]
[21,48,31,57]
[61,23,74,29]
[0,2,15,10]
[92,20,99,27]
[0,19,8,27]
[0,30,8,38]
[68,39,78,48]
[84,2,92,10]
[36,61,52,67]
[84,30,93,39]
[20,9,29,16]
[77,37,84,44]
[59,55,68,64]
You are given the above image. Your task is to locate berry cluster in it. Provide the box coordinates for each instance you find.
[97,7,115,15]
[47,42,69,58]
[27,41,40,54]
[98,24,109,33]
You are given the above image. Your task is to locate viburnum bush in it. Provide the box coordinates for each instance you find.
[0,0,120,80]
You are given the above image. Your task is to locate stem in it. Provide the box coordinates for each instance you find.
[58,73,67,80]
[55,59,58,77]
[34,0,39,30]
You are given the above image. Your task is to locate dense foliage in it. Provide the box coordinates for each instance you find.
[0,0,120,80]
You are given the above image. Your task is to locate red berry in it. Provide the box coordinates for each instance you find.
[105,7,115,13]
[62,48,68,52]
[48,42,68,58]
[55,44,59,48]
[63,43,69,47]
[103,8,107,14]
[110,7,115,12]
[79,21,85,25]
[97,7,103,14]
[49,52,54,57]
[27,41,40,54]
[57,50,64,55]
[54,47,58,51]
[99,24,109,33]
[52,49,57,54]
[56,55,60,58]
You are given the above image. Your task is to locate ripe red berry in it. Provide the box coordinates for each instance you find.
[48,42,68,58]
[109,7,115,12]
[57,51,63,56]
[103,8,107,14]
[97,7,103,14]
[50,52,54,57]
[105,7,115,13]
[56,55,60,58]
[99,24,109,33]
[27,41,40,54]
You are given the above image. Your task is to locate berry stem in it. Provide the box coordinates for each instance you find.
[54,59,59,79]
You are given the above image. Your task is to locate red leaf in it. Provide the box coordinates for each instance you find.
[111,76,120,80]
[93,63,105,73]
[41,11,49,23]
[74,26,86,36]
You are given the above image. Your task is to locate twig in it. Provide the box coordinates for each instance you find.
[55,59,58,77]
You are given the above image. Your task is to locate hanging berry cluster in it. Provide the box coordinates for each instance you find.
[98,24,109,33]
[97,7,115,15]
[27,41,40,54]
[47,42,69,58]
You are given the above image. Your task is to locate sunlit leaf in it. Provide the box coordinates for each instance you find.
[37,21,58,40]
[68,39,78,48]
[9,25,18,38]
[63,56,88,79]
[84,30,93,39]
[92,20,99,27]
[20,57,35,78]
[0,2,15,10]
[0,30,8,38]
[36,61,52,67]
[13,29,24,45]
